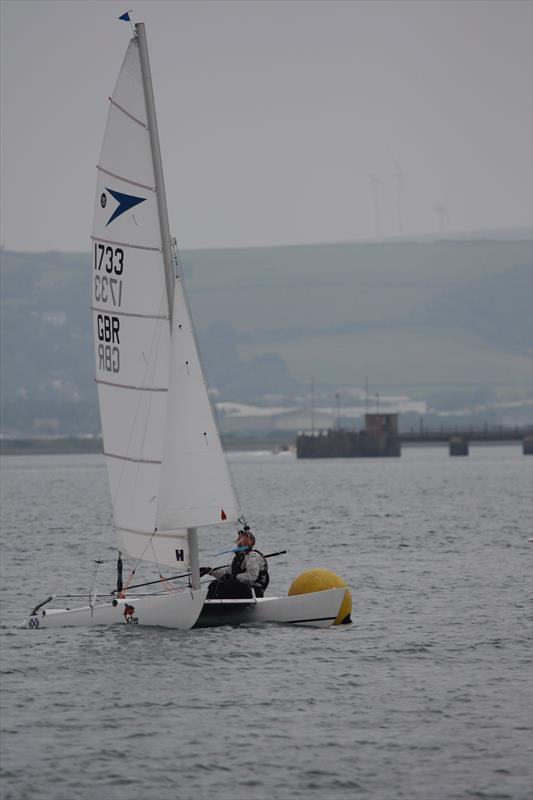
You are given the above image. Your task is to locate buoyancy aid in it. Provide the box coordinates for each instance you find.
[231,548,270,591]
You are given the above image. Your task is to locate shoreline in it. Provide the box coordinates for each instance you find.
[0,435,526,457]
[0,436,295,456]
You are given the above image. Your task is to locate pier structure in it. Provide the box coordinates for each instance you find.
[403,425,533,455]
[400,425,530,444]
[296,413,401,459]
[296,421,533,459]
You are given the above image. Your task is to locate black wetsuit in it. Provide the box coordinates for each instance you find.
[206,548,269,599]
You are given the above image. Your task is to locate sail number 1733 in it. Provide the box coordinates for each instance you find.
[94,244,124,307]
[94,243,124,274]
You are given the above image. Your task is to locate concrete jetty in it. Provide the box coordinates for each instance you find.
[297,414,401,458]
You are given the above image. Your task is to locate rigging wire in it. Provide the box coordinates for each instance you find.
[88,519,115,603]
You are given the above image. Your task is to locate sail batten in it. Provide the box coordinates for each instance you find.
[100,106,155,188]
[118,527,186,539]
[91,306,169,321]
[97,166,155,192]
[96,379,168,392]
[109,98,149,129]
[91,236,162,252]
[104,452,162,465]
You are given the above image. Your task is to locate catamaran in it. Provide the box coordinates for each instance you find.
[26,21,350,631]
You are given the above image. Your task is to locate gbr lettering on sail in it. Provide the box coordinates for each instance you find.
[93,242,123,374]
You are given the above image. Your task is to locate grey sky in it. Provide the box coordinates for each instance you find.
[1,0,531,251]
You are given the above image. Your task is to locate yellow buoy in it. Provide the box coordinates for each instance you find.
[288,568,352,625]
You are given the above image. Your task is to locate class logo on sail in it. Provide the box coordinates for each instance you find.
[102,187,146,226]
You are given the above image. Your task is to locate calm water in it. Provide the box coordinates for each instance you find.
[1,447,532,800]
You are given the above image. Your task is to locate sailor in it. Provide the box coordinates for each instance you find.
[202,527,269,599]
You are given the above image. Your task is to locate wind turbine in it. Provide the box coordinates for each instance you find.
[391,154,405,236]
[370,176,382,240]
[433,203,449,237]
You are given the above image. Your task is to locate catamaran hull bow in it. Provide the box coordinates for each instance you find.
[25,589,207,630]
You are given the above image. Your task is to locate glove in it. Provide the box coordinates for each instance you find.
[199,566,212,577]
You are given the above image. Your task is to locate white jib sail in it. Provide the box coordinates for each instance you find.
[156,280,241,531]
[92,35,238,570]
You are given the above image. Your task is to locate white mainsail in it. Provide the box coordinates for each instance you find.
[91,32,238,571]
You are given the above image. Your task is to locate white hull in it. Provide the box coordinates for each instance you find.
[25,588,347,631]
[25,589,207,631]
[195,588,347,628]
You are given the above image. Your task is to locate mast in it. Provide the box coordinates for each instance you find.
[136,23,201,590]
[135,22,175,318]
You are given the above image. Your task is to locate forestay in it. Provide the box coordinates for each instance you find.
[91,36,239,571]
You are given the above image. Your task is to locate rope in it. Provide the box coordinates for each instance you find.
[159,575,179,593]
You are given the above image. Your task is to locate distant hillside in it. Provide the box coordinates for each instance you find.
[1,239,531,434]
[183,240,532,392]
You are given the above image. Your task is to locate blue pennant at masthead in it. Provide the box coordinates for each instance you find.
[105,187,146,226]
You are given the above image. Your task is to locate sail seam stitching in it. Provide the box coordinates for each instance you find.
[91,305,169,320]
[104,451,162,464]
[96,379,168,392]
[91,236,161,252]
[109,97,148,129]
[97,165,155,192]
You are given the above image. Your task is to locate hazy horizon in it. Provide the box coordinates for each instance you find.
[1,0,532,252]
[1,225,532,258]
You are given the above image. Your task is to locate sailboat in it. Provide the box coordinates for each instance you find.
[25,22,349,631]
